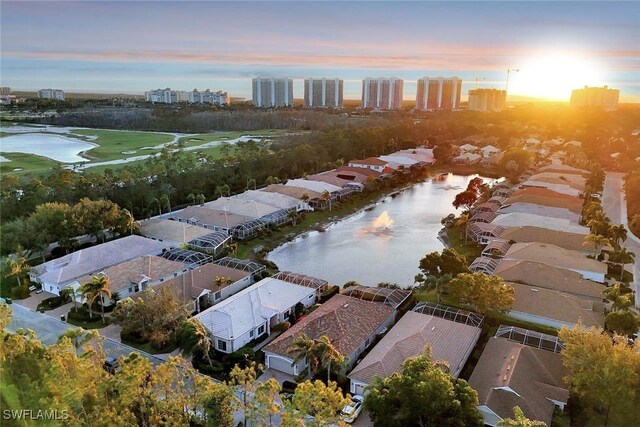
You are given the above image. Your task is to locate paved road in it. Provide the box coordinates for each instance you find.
[602,172,640,306]
[6,302,166,366]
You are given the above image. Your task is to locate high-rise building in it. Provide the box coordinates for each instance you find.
[468,89,506,112]
[570,86,619,111]
[188,89,229,105]
[416,77,462,111]
[0,87,11,96]
[252,77,293,107]
[145,88,189,104]
[37,89,65,101]
[361,77,403,110]
[304,78,343,108]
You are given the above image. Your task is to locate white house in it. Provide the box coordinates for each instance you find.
[347,157,389,172]
[194,277,317,353]
[480,145,500,158]
[459,144,478,153]
[31,236,170,295]
[452,153,482,165]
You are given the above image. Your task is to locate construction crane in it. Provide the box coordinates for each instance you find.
[474,77,485,89]
[505,68,519,92]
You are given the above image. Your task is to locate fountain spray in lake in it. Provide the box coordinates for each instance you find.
[359,210,394,235]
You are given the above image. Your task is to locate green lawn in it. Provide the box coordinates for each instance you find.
[70,128,175,161]
[177,129,286,146]
[0,152,61,175]
[66,315,112,330]
[445,225,483,261]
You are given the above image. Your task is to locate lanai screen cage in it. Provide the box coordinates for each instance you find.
[342,285,412,310]
[473,202,500,213]
[231,218,268,240]
[272,271,329,292]
[334,187,357,200]
[213,257,266,275]
[467,223,505,244]
[470,211,497,224]
[469,256,501,275]
[487,196,507,207]
[481,239,512,258]
[261,209,291,227]
[161,248,212,267]
[188,232,231,255]
[412,302,484,328]
[495,325,564,353]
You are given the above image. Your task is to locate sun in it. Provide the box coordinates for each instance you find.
[508,55,606,101]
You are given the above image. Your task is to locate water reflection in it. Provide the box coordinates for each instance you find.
[267,174,498,287]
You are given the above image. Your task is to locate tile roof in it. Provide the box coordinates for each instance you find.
[537,164,589,176]
[496,203,580,223]
[139,218,212,244]
[74,255,187,293]
[497,226,595,253]
[491,213,589,235]
[285,179,342,194]
[261,184,323,200]
[204,197,282,218]
[493,260,604,299]
[528,172,586,187]
[234,190,302,210]
[336,165,382,179]
[508,282,604,328]
[171,206,253,229]
[35,235,170,286]
[263,294,394,358]
[349,157,388,166]
[348,311,481,383]
[519,181,581,197]
[504,242,607,275]
[469,337,569,426]
[307,171,353,188]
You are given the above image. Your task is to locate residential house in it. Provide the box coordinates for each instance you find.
[452,153,482,165]
[459,144,478,153]
[491,213,589,235]
[172,206,254,234]
[537,164,589,177]
[147,262,253,312]
[348,157,389,173]
[236,189,312,212]
[503,187,583,214]
[503,242,606,283]
[32,235,170,295]
[497,226,596,254]
[194,277,318,353]
[261,184,323,204]
[139,218,231,255]
[74,255,189,303]
[263,294,395,376]
[496,203,581,223]
[348,305,482,395]
[480,145,500,158]
[469,334,569,426]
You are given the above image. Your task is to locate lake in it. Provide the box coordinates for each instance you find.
[0,133,98,163]
[267,174,498,287]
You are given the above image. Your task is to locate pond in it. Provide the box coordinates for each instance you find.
[266,174,499,287]
[0,133,98,163]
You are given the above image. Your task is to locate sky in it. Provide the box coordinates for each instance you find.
[1,1,639,102]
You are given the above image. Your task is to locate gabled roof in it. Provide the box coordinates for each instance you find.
[504,242,606,275]
[519,181,581,197]
[307,172,353,188]
[493,260,603,299]
[497,226,595,253]
[139,218,212,244]
[349,157,388,166]
[35,235,170,286]
[261,184,323,200]
[537,164,589,176]
[195,277,316,340]
[508,282,604,328]
[264,294,394,358]
[205,197,283,218]
[74,255,187,294]
[469,337,569,426]
[154,263,251,300]
[336,166,382,179]
[234,190,303,210]
[491,213,589,235]
[348,310,481,383]
[285,179,342,194]
[172,206,253,229]
[496,203,580,223]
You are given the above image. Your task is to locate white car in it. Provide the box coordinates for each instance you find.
[340,395,364,424]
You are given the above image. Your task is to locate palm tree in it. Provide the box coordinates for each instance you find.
[315,335,345,383]
[454,214,470,244]
[152,198,162,216]
[300,193,311,204]
[287,210,300,227]
[60,285,79,312]
[186,193,196,205]
[3,256,31,289]
[608,224,628,248]
[179,319,214,367]
[583,233,612,255]
[609,248,635,281]
[290,333,320,378]
[81,274,112,323]
[320,190,331,212]
[214,276,233,287]
[195,193,206,206]
[415,273,452,304]
[160,194,171,213]
[223,242,238,256]
[586,211,611,235]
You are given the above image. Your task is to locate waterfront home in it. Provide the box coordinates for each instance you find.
[348,157,389,172]
[496,203,581,223]
[490,213,589,235]
[172,206,254,235]
[235,189,312,212]
[451,152,482,165]
[139,218,231,255]
[496,226,596,253]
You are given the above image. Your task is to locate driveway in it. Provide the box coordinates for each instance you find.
[13,290,57,310]
[602,172,640,306]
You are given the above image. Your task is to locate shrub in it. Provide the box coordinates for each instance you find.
[41,296,64,309]
[11,285,30,300]
[271,321,291,333]
[121,330,148,344]
[282,380,299,394]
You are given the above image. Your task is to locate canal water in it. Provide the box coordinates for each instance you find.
[267,174,498,287]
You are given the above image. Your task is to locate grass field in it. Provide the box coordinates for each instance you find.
[0,126,286,175]
[70,128,175,161]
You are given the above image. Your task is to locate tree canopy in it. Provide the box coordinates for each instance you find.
[447,272,515,315]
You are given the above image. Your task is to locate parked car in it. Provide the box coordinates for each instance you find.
[103,357,120,374]
[340,395,364,424]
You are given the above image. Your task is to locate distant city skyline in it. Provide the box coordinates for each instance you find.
[1,1,638,102]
